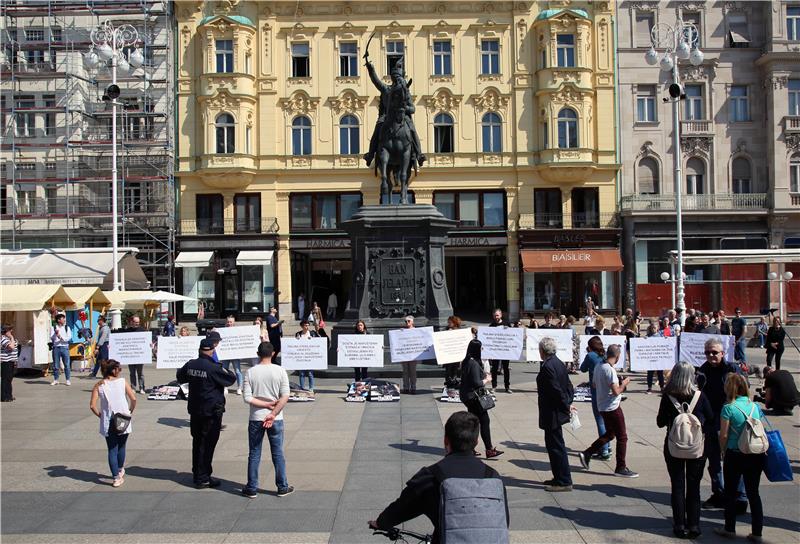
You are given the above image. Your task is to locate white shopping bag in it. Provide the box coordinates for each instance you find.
[569,410,582,432]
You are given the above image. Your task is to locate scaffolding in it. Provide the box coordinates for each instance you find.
[0,0,175,291]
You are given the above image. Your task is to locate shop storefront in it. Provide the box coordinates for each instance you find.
[289,236,351,320]
[444,234,507,315]
[518,229,622,317]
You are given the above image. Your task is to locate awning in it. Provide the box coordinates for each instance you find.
[0,248,148,289]
[669,249,800,265]
[0,285,75,312]
[104,290,162,310]
[236,250,274,266]
[63,287,111,310]
[521,249,623,273]
[174,251,213,268]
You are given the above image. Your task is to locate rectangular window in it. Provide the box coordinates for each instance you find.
[727,13,750,47]
[340,194,362,222]
[290,194,312,229]
[434,192,456,220]
[51,28,62,42]
[339,42,358,77]
[25,29,44,41]
[124,182,143,214]
[788,6,800,41]
[215,39,233,73]
[314,194,337,229]
[480,39,500,75]
[635,12,655,48]
[15,96,35,137]
[245,126,252,154]
[534,189,563,228]
[196,194,224,234]
[433,192,506,228]
[571,188,600,228]
[543,121,548,148]
[45,187,58,214]
[290,193,362,230]
[683,12,702,47]
[459,193,480,227]
[482,192,505,227]
[556,35,575,67]
[684,85,703,120]
[789,79,800,116]
[16,187,36,214]
[234,193,260,233]
[26,49,45,66]
[433,40,452,76]
[729,85,749,122]
[732,177,751,194]
[790,160,800,192]
[291,42,310,77]
[386,40,404,75]
[636,85,657,122]
[43,94,56,136]
[686,173,704,195]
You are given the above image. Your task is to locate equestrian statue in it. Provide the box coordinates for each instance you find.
[363,42,426,205]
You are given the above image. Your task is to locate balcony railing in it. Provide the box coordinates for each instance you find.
[620,193,768,211]
[785,115,800,133]
[680,120,714,135]
[518,212,618,230]
[791,194,800,206]
[179,217,279,236]
[4,195,168,217]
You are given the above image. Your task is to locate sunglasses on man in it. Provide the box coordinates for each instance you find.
[704,350,720,356]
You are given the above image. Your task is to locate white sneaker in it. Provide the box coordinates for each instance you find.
[236,388,242,395]
[65,380,71,386]
[50,380,58,386]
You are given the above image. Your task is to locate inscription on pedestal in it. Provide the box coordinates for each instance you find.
[380,258,416,306]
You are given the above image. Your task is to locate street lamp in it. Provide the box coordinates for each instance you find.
[87,21,143,329]
[768,271,794,323]
[645,20,704,326]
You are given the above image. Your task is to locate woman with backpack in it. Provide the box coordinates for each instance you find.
[459,339,503,459]
[656,361,713,539]
[714,373,768,541]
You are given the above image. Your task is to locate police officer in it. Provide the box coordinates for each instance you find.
[177,337,236,488]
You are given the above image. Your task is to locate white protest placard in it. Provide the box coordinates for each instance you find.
[629,336,677,371]
[679,332,736,367]
[432,328,474,365]
[337,334,384,368]
[109,331,152,365]
[215,325,261,361]
[388,326,435,363]
[477,326,525,361]
[281,337,329,370]
[578,335,627,370]
[526,329,574,362]
[156,335,203,369]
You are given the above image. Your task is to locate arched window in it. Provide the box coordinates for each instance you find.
[557,108,578,149]
[790,154,800,193]
[686,157,705,194]
[339,114,359,155]
[481,112,502,153]
[434,112,454,153]
[731,157,752,194]
[292,116,311,156]
[637,157,660,194]
[215,113,235,154]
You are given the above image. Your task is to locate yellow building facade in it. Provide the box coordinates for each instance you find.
[175,0,620,322]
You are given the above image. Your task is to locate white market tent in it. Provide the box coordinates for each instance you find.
[0,285,75,312]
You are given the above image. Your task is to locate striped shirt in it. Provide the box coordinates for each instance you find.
[1,336,18,364]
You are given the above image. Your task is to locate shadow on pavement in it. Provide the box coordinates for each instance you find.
[388,439,444,456]
[44,465,107,484]
[156,417,189,428]
[501,440,580,455]
[124,466,245,496]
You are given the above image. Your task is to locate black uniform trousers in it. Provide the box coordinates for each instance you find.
[190,413,223,483]
[490,360,510,389]
[1,361,14,401]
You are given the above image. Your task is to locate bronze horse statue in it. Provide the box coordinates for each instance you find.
[375,89,415,205]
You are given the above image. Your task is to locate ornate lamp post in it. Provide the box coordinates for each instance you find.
[645,21,704,324]
[85,21,144,328]
[768,271,795,323]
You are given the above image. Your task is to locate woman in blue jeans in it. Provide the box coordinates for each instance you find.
[89,360,137,487]
[579,335,611,459]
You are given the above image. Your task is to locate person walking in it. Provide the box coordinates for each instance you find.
[353,320,369,382]
[656,361,713,539]
[697,338,747,511]
[579,345,638,478]
[537,337,575,491]
[90,316,110,378]
[125,315,147,394]
[401,316,418,394]
[765,317,786,371]
[265,307,284,364]
[89,359,136,487]
[294,320,319,394]
[714,374,767,541]
[224,316,244,395]
[731,308,747,364]
[50,313,72,386]
[459,339,503,459]
[176,338,237,488]
[488,309,512,394]
[1,324,18,402]
[309,302,322,328]
[579,336,611,460]
[326,291,338,319]
[443,316,462,390]
[297,293,306,321]
[241,341,293,498]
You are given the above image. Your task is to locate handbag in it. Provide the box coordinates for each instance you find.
[476,387,495,411]
[763,417,793,482]
[109,412,132,435]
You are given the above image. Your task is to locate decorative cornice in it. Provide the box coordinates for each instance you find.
[681,136,712,155]
[763,74,789,90]
[279,91,320,115]
[785,133,800,152]
[630,2,659,12]
[328,90,368,115]
[423,89,462,113]
[636,141,657,159]
[470,88,511,113]
[678,2,707,12]
[550,84,589,103]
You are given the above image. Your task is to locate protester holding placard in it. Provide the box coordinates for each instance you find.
[125,315,147,394]
[352,320,369,382]
[459,339,502,459]
[579,336,611,461]
[294,321,319,394]
[765,317,786,371]
[266,307,284,364]
[223,316,245,395]
[488,309,512,394]
[179,326,190,337]
[537,337,575,492]
[401,316,418,395]
[89,359,137,488]
[646,322,665,394]
[656,361,713,540]
[443,316,462,389]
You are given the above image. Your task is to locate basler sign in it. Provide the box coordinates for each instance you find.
[551,251,592,263]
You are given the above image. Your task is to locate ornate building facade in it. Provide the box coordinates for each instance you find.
[175,1,620,321]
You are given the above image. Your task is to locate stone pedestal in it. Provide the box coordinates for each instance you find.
[331,204,455,363]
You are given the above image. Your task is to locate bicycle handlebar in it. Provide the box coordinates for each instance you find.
[371,526,431,543]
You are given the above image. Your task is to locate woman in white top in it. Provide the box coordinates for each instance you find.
[89,359,137,487]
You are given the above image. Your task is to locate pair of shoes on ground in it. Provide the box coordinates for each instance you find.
[578,452,638,478]
[543,480,573,492]
[702,494,748,513]
[51,380,71,386]
[195,478,222,489]
[713,527,762,542]
[243,485,294,498]
[485,448,504,459]
[673,527,702,539]
[111,468,125,487]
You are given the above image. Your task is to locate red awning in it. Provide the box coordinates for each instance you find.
[521,249,623,273]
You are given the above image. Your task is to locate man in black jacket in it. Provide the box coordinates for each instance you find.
[369,411,509,544]
[489,308,512,393]
[537,336,575,492]
[177,338,237,488]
